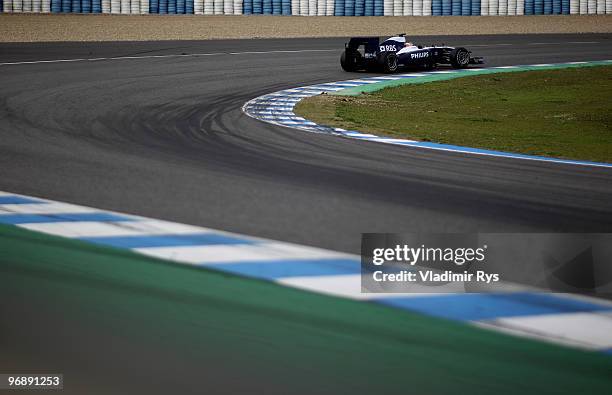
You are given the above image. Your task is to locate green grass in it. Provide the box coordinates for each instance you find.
[2,224,612,393]
[295,65,612,163]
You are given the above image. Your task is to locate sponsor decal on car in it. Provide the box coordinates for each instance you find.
[379,45,397,52]
[410,52,429,59]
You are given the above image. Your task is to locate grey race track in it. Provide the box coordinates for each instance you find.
[2,34,612,395]
[1,34,612,254]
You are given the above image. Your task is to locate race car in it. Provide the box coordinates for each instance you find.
[340,34,484,73]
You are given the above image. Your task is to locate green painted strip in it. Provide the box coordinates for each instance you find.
[1,223,612,393]
[335,60,612,96]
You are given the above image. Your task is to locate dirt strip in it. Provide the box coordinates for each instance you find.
[1,14,611,42]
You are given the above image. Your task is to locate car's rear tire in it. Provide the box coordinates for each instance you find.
[450,47,470,69]
[340,49,360,72]
[381,52,398,74]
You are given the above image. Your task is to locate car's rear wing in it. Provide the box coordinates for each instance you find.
[346,37,380,54]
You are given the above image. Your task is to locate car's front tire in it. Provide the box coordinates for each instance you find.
[450,47,470,69]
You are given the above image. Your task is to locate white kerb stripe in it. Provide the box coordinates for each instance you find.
[343,133,378,137]
[367,138,418,143]
[329,83,363,87]
[347,80,380,84]
[286,91,323,95]
[370,76,401,80]
[277,275,463,299]
[18,220,212,238]
[135,242,354,265]
[276,274,440,300]
[478,312,612,350]
[310,86,345,91]
[278,274,376,300]
[0,202,99,215]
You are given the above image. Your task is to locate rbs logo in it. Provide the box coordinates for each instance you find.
[379,45,397,52]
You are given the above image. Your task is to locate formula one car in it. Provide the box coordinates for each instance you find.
[340,34,484,73]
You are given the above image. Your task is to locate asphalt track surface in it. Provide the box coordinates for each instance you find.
[2,34,612,394]
[2,34,612,254]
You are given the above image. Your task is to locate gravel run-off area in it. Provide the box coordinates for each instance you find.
[1,14,611,42]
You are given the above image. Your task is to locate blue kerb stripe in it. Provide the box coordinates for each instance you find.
[0,212,134,225]
[375,293,612,321]
[202,258,360,280]
[0,196,45,205]
[405,142,612,168]
[81,233,254,248]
